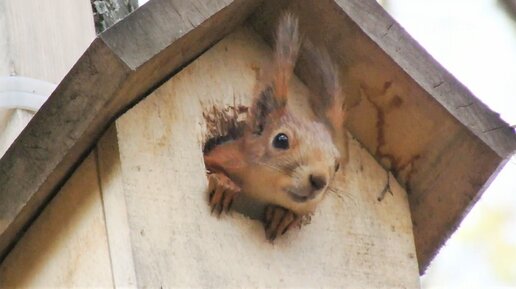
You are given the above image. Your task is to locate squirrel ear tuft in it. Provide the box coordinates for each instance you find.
[302,41,348,162]
[272,12,300,108]
[248,86,281,135]
[247,12,300,135]
[302,40,347,133]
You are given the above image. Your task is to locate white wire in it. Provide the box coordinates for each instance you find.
[0,76,56,112]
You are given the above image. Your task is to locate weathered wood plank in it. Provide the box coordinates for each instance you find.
[0,0,260,260]
[96,125,138,288]
[0,0,96,83]
[114,27,420,288]
[0,110,33,157]
[0,154,113,288]
[0,39,130,261]
[250,0,516,272]
[0,0,95,171]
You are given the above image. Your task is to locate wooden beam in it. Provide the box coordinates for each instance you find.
[0,0,261,261]
[0,0,96,259]
[251,0,516,272]
[0,0,95,83]
[0,0,96,159]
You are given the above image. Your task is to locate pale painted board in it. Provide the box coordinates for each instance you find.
[0,154,113,288]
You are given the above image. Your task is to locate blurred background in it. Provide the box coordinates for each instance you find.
[378,0,516,288]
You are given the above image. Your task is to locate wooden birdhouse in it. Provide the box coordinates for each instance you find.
[0,0,514,288]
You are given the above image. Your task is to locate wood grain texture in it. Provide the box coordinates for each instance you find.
[250,0,516,272]
[96,125,138,289]
[0,155,113,289]
[0,110,33,157]
[335,0,515,158]
[0,0,95,83]
[0,39,130,261]
[0,0,95,198]
[114,27,420,288]
[0,0,259,261]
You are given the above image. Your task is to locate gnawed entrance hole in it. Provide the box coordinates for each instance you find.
[202,104,267,221]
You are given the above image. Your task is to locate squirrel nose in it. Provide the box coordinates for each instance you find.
[309,174,327,191]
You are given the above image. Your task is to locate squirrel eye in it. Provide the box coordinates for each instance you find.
[335,162,340,172]
[272,133,289,150]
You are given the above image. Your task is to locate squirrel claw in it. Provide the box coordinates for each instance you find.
[264,205,300,242]
[207,173,240,216]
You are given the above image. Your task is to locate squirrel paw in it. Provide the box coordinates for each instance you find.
[207,173,241,216]
[264,205,301,242]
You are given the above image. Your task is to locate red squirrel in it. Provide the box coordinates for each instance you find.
[204,13,347,241]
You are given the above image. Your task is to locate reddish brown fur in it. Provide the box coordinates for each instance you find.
[204,13,347,241]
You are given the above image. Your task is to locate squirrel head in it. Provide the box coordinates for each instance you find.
[242,13,347,214]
